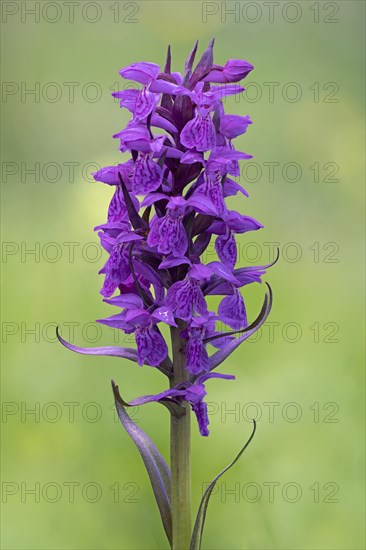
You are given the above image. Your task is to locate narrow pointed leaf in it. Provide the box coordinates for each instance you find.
[192,232,212,257]
[157,147,168,169]
[172,93,193,132]
[159,46,174,109]
[192,214,215,237]
[56,327,139,363]
[190,421,257,550]
[164,45,171,74]
[184,40,199,78]
[128,243,154,307]
[118,173,148,231]
[161,46,173,111]
[190,38,215,88]
[57,327,172,377]
[158,357,174,378]
[173,161,203,194]
[155,106,177,126]
[112,381,172,544]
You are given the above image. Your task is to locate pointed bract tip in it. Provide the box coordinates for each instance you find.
[265,281,273,302]
[111,381,131,408]
[164,45,171,73]
[273,247,280,265]
[111,379,119,400]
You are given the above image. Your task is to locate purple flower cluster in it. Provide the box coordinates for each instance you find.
[83,41,273,436]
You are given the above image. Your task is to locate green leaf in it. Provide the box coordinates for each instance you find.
[112,381,172,545]
[190,420,257,550]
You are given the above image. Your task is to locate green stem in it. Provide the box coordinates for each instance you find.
[170,322,191,550]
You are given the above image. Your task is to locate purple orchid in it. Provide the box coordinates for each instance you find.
[98,295,176,367]
[180,315,229,376]
[117,372,235,437]
[203,59,254,83]
[209,211,264,269]
[113,62,162,121]
[146,196,188,256]
[184,317,211,375]
[181,146,252,216]
[58,40,274,549]
[166,264,211,321]
[179,82,244,152]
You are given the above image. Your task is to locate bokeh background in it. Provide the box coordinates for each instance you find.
[1,1,365,548]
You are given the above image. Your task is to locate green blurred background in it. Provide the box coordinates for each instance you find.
[1,1,365,548]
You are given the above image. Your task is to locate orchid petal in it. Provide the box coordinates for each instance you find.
[152,307,178,327]
[207,261,240,285]
[159,255,192,269]
[220,114,252,139]
[141,193,169,207]
[149,79,180,94]
[208,284,273,370]
[119,62,160,84]
[151,114,178,134]
[187,195,218,217]
[104,293,144,310]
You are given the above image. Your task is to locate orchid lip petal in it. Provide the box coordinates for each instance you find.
[151,307,178,327]
[118,173,148,231]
